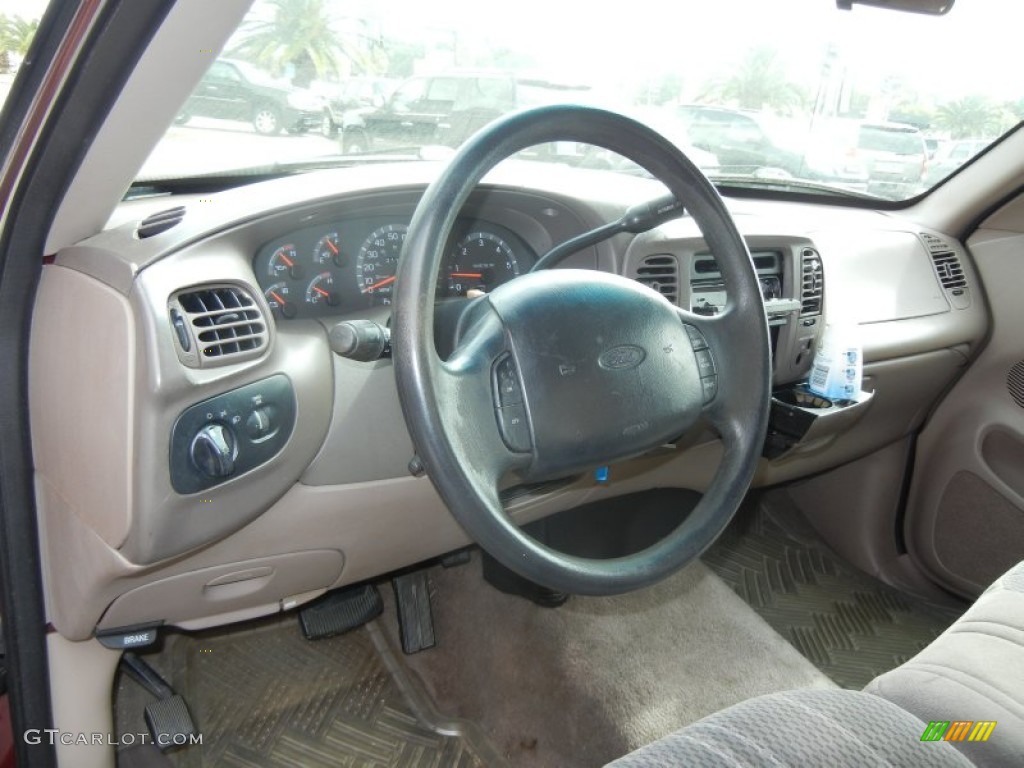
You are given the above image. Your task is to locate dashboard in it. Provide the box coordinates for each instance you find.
[253,216,537,318]
[32,161,989,642]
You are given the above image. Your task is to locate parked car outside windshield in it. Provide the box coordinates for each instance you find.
[176,58,325,136]
[134,0,1021,202]
[856,122,929,198]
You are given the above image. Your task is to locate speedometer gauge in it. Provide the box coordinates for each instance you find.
[356,223,406,304]
[444,231,520,297]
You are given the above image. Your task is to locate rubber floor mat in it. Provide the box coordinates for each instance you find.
[703,493,965,689]
[116,615,498,768]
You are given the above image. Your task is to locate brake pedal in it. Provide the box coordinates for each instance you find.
[392,570,436,654]
[120,652,197,752]
[299,583,383,640]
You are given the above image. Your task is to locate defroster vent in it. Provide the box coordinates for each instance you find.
[170,285,268,368]
[137,206,186,239]
[635,254,679,304]
[800,248,823,316]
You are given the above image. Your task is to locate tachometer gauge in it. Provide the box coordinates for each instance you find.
[444,231,520,297]
[305,271,340,307]
[264,282,297,318]
[314,232,346,268]
[357,223,407,304]
[268,243,302,280]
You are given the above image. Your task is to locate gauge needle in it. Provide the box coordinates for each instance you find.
[325,239,339,254]
[279,253,295,268]
[270,291,286,305]
[363,275,396,293]
[449,272,483,278]
[313,286,331,298]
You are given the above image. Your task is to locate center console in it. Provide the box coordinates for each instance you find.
[683,243,824,386]
[681,240,874,459]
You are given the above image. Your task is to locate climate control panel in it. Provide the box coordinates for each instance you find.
[169,374,296,494]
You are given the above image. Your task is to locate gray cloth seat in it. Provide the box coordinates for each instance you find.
[865,562,1024,767]
[608,560,1024,767]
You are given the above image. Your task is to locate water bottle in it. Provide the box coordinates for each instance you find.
[808,320,862,403]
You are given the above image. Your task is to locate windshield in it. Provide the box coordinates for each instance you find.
[140,0,1021,201]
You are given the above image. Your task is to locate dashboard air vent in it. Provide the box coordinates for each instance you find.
[932,252,966,290]
[921,232,970,309]
[799,248,823,316]
[171,285,267,367]
[136,206,186,238]
[634,254,679,304]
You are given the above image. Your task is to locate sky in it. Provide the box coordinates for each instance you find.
[324,0,1020,104]
[7,0,1018,105]
[0,0,47,18]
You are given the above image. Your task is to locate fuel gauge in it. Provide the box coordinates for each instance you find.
[314,232,346,268]
[265,282,297,318]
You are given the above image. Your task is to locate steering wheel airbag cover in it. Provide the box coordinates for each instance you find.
[490,269,703,479]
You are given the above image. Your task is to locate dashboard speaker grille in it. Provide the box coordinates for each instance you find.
[799,248,823,316]
[1007,361,1024,409]
[173,285,267,366]
[137,206,186,238]
[634,254,679,304]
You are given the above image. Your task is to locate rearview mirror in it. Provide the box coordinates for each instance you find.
[836,0,953,14]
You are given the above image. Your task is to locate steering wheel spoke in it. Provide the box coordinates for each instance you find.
[431,302,532,491]
[673,303,768,442]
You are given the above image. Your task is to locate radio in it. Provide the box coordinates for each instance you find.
[689,248,818,383]
[690,251,800,324]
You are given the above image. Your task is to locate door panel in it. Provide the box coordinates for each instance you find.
[907,208,1024,597]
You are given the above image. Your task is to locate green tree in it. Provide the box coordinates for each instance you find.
[0,13,39,73]
[701,47,805,112]
[231,0,383,85]
[934,95,1000,139]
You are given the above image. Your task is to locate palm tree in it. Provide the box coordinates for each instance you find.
[0,14,39,73]
[701,47,805,112]
[230,0,383,86]
[934,96,1000,139]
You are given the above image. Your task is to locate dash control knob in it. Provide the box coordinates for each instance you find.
[245,406,276,439]
[190,423,237,479]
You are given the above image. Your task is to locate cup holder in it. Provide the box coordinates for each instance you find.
[773,389,833,409]
[765,383,875,460]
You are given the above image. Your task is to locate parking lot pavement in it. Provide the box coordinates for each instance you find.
[138,118,338,180]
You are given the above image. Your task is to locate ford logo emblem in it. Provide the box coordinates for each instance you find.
[599,344,646,370]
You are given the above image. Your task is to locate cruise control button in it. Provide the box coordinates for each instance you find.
[497,404,531,452]
[701,376,719,403]
[685,324,709,351]
[493,355,524,406]
[695,348,716,377]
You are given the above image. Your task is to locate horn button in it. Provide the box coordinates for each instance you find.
[487,270,705,479]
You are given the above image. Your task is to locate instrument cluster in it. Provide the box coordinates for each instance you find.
[253,215,536,320]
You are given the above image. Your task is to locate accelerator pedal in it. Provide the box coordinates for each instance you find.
[120,652,197,752]
[392,570,436,654]
[299,583,383,641]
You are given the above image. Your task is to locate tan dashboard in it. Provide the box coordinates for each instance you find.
[28,162,987,641]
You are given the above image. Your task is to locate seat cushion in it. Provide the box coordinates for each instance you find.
[606,688,971,767]
[865,561,1024,767]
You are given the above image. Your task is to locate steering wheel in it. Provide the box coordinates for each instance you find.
[392,105,771,596]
